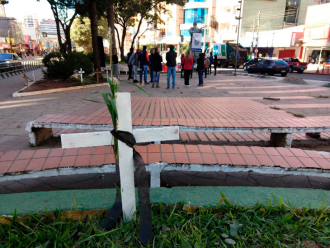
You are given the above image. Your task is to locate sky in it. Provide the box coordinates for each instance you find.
[4,0,54,22]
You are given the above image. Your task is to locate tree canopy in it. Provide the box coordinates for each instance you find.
[71,17,108,52]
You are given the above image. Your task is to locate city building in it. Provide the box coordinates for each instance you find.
[0,17,26,53]
[301,2,330,66]
[23,13,39,28]
[40,19,64,36]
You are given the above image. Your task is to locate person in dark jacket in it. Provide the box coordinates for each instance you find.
[180,53,185,78]
[149,49,154,83]
[112,48,119,80]
[152,47,163,88]
[166,45,177,89]
[209,52,214,74]
[126,47,134,80]
[197,53,205,86]
[214,55,218,75]
[138,46,149,84]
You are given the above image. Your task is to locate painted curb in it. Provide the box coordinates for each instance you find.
[1,186,330,215]
[12,82,109,98]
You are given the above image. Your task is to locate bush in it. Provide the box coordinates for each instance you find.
[42,52,93,80]
[86,52,110,64]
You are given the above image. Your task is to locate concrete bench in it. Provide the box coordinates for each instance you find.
[1,144,330,190]
[26,114,330,148]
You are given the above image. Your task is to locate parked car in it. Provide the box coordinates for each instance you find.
[247,59,289,76]
[0,53,22,70]
[282,58,308,73]
[243,58,264,70]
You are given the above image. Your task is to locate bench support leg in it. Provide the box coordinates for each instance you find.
[30,128,53,146]
[306,132,321,139]
[270,133,292,148]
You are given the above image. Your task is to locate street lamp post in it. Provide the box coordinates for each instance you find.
[234,0,242,76]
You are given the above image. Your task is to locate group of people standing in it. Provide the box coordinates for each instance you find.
[124,45,218,88]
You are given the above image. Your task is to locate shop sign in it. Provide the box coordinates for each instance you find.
[0,43,11,49]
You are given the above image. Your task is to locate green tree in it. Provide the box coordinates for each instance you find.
[71,17,108,52]
[113,0,185,61]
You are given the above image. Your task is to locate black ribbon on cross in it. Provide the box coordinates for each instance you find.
[101,130,152,244]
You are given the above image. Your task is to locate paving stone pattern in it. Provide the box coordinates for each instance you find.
[1,144,330,176]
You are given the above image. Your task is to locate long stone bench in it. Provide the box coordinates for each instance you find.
[26,114,330,148]
[1,145,330,190]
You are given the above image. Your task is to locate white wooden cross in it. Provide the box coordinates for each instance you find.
[61,93,179,222]
[78,68,85,83]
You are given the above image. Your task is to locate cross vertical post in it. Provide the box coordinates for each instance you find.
[78,68,85,83]
[115,92,136,221]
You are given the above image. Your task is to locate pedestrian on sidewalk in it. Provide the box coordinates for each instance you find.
[152,47,162,88]
[182,50,193,86]
[166,45,177,89]
[197,53,205,86]
[204,55,210,78]
[214,55,218,75]
[209,52,213,74]
[126,47,134,80]
[149,49,154,83]
[129,48,140,83]
[138,46,149,84]
[180,53,185,78]
[112,48,119,80]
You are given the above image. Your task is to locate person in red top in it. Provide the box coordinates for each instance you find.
[180,53,185,78]
[182,51,194,86]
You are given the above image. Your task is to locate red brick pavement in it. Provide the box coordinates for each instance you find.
[34,97,330,129]
[0,145,329,175]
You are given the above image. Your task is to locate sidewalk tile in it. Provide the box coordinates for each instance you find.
[175,153,189,164]
[211,146,226,154]
[289,148,309,158]
[140,153,148,163]
[306,152,324,159]
[148,144,160,153]
[256,155,274,166]
[49,148,64,157]
[64,148,79,156]
[215,153,231,164]
[185,145,199,153]
[237,146,253,155]
[105,153,116,164]
[43,157,61,170]
[161,144,173,153]
[224,146,239,154]
[33,149,50,158]
[90,154,106,166]
[0,151,20,162]
[60,156,76,167]
[198,145,213,153]
[79,147,93,155]
[16,150,35,160]
[269,156,290,167]
[0,161,13,174]
[75,155,91,167]
[7,159,29,173]
[173,144,186,153]
[136,146,147,153]
[284,156,305,168]
[93,146,107,155]
[276,148,294,157]
[313,158,330,169]
[250,146,267,155]
[25,158,46,171]
[148,153,161,164]
[162,153,175,163]
[264,147,280,156]
[242,154,260,166]
[187,153,203,164]
[201,153,217,164]
[298,157,321,169]
[228,153,246,165]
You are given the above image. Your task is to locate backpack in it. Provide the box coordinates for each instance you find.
[204,58,210,68]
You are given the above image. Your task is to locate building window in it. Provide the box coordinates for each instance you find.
[184,9,208,24]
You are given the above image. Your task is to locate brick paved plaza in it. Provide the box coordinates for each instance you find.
[0,70,330,189]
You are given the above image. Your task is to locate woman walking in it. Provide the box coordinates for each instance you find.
[152,47,163,88]
[182,51,194,86]
[197,53,205,86]
[112,49,119,79]
[180,53,185,78]
[214,55,218,75]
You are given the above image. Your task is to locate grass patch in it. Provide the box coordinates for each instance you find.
[270,106,281,110]
[287,112,305,118]
[1,196,329,247]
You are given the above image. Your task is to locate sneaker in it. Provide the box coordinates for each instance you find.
[156,85,160,88]
[133,80,138,83]
[152,85,154,88]
[145,82,149,84]
[166,87,170,89]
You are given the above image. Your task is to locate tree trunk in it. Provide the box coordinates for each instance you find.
[90,0,100,71]
[65,28,72,53]
[131,15,143,46]
[54,13,65,53]
[120,25,127,61]
[107,0,116,49]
